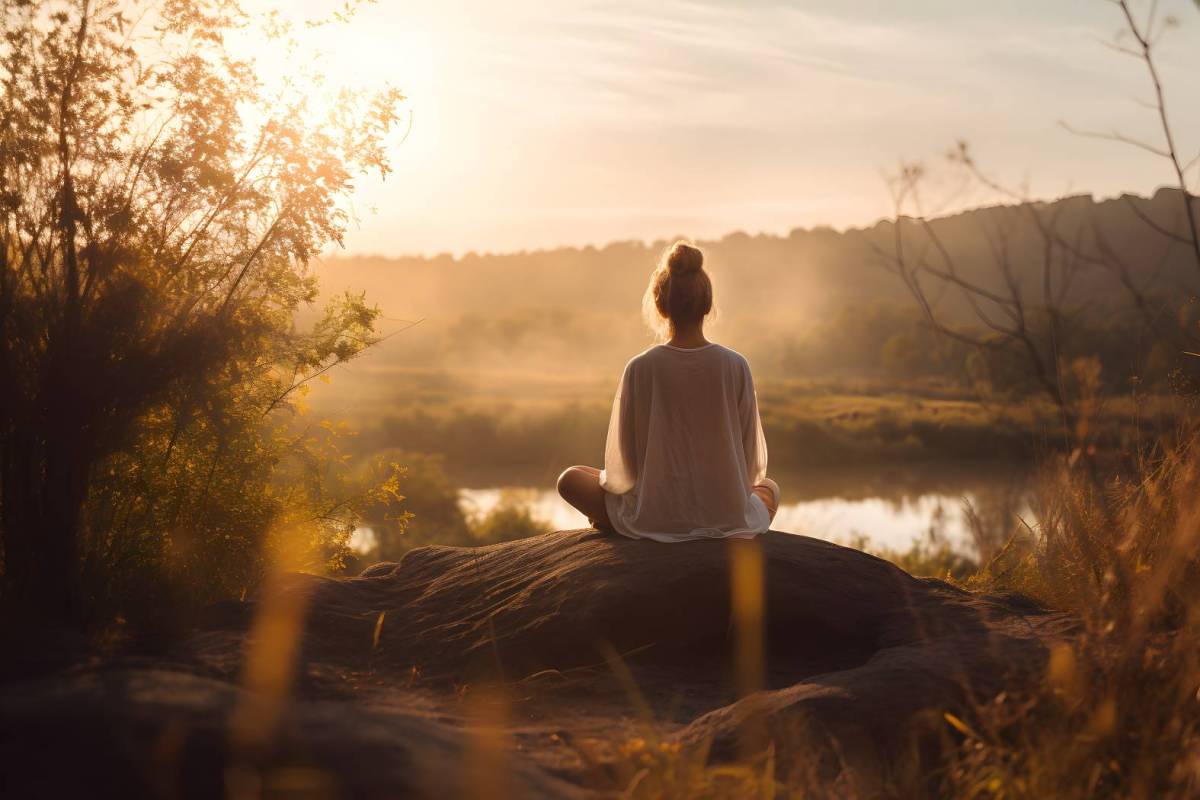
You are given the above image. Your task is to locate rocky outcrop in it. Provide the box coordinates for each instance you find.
[0,530,1073,797]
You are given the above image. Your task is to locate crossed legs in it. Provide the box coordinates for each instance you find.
[556,466,613,530]
[753,477,781,519]
[556,466,780,530]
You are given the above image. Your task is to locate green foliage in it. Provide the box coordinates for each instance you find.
[356,451,468,561]
[0,0,403,627]
[350,454,552,566]
[467,491,552,545]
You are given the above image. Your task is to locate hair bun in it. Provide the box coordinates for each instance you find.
[666,242,703,275]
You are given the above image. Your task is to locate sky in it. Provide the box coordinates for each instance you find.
[250,0,1200,257]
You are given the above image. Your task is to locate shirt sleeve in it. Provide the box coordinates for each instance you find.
[599,360,637,495]
[739,361,768,486]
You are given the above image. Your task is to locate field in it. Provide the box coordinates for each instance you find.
[312,363,1182,485]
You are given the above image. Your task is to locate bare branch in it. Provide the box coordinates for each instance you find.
[1093,36,1145,59]
[1058,121,1170,159]
[1114,0,1200,271]
[1121,194,1193,245]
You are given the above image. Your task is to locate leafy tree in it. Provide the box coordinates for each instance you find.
[0,0,403,627]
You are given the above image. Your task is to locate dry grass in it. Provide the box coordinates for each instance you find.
[592,431,1200,799]
[935,433,1200,799]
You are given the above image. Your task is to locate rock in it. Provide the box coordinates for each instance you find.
[0,529,1073,797]
[0,667,583,799]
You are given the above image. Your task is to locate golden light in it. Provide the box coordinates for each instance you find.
[226,1,431,165]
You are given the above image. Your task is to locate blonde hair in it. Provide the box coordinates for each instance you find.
[642,241,714,340]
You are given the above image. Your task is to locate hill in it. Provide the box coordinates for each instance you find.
[313,188,1200,388]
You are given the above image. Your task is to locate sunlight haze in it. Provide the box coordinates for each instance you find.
[250,0,1200,257]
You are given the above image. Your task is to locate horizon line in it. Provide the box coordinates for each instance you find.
[320,185,1183,265]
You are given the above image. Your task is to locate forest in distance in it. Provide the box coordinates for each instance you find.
[287,184,1200,587]
[309,187,1197,551]
[314,186,1200,392]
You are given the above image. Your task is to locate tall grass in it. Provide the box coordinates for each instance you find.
[589,431,1200,798]
[944,432,1200,799]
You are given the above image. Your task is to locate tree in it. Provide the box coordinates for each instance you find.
[874,1,1200,442]
[0,0,403,626]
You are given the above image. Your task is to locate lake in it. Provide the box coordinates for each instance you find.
[454,463,1033,557]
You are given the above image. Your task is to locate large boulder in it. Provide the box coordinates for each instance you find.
[0,530,1072,797]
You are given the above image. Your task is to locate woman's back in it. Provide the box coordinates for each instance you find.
[555,240,778,540]
[600,342,771,542]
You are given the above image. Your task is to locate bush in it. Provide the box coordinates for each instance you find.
[347,462,552,567]
[941,433,1200,798]
[0,1,402,630]
[467,491,553,545]
[353,451,471,561]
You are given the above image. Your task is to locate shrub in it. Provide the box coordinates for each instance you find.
[943,433,1200,798]
[0,1,403,630]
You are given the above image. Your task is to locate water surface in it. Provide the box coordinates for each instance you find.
[459,463,1031,555]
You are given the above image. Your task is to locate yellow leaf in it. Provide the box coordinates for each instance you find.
[372,611,386,649]
[1047,643,1079,695]
[944,711,978,740]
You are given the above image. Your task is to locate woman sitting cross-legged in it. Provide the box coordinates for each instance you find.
[557,241,779,542]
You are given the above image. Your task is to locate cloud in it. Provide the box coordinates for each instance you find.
[277,0,1200,255]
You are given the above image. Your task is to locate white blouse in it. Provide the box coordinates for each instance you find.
[599,342,771,542]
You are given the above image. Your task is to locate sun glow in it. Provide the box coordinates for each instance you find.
[226,1,1200,258]
[229,1,434,167]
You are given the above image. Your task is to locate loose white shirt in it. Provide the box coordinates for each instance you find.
[599,342,771,542]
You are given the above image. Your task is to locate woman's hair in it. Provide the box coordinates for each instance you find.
[642,241,714,339]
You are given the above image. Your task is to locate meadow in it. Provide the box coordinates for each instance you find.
[316,364,1183,476]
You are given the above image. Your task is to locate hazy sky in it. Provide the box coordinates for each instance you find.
[260,1,1200,256]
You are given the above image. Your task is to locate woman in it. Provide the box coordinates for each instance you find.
[557,242,779,542]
